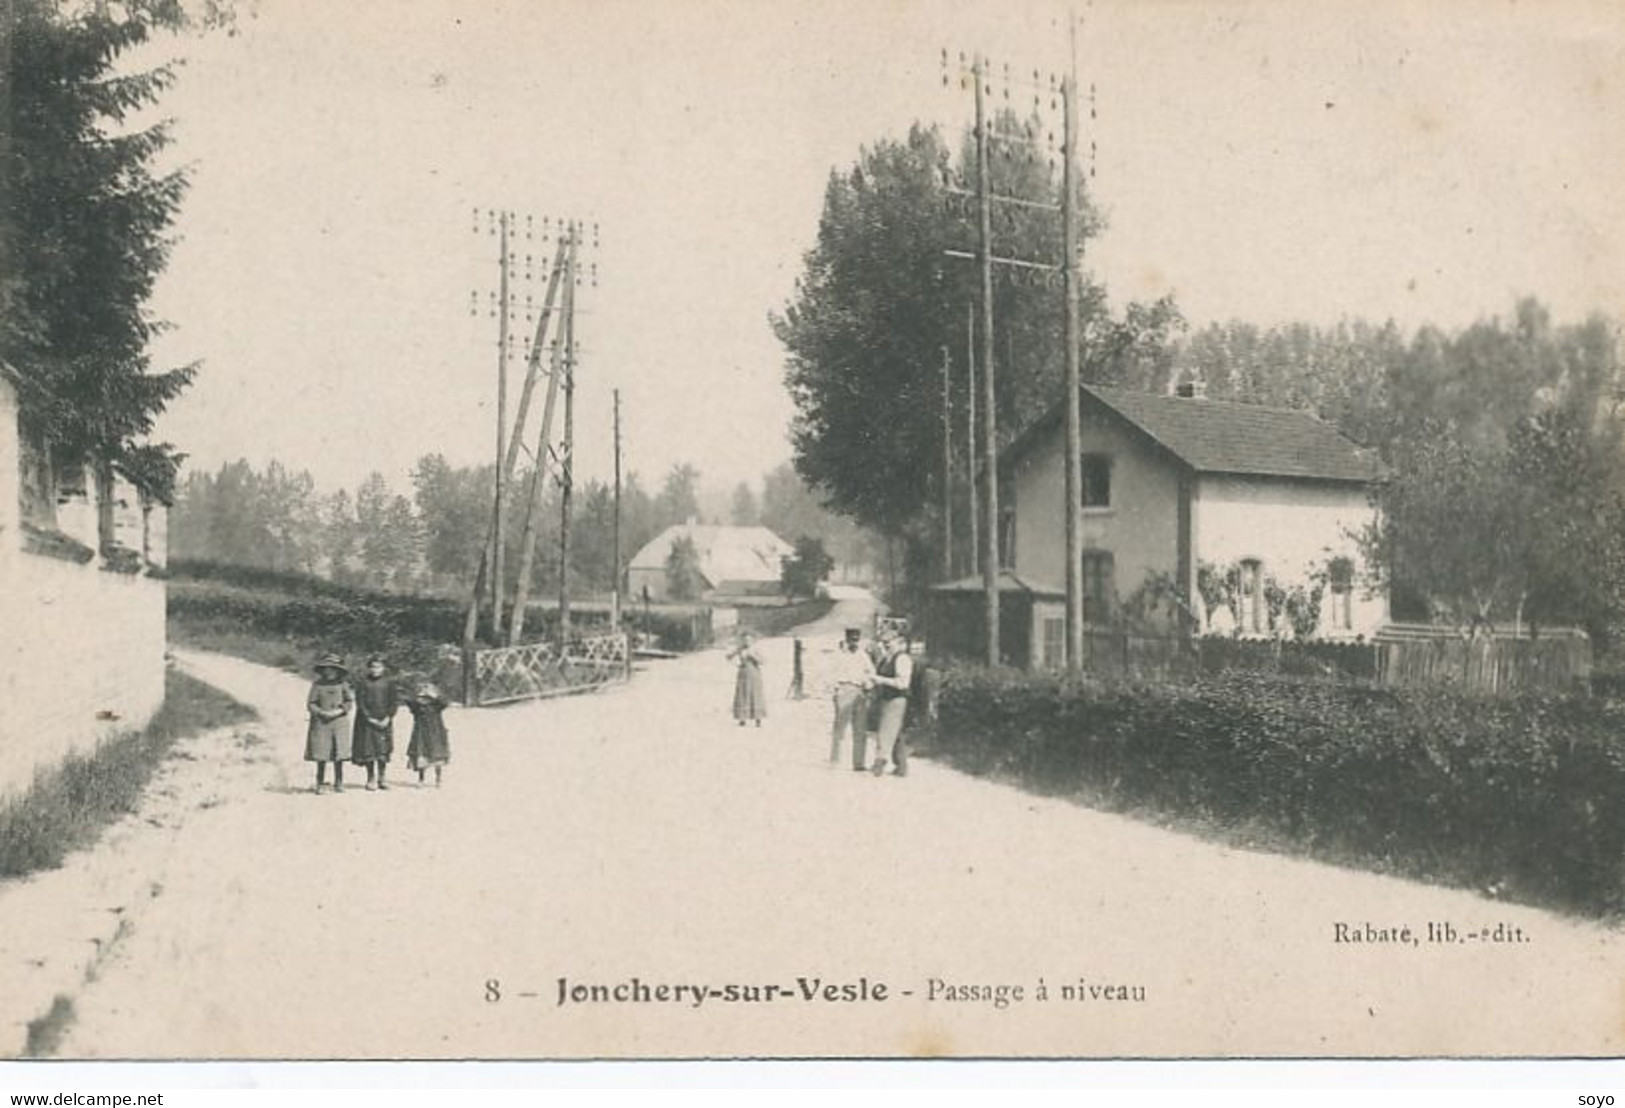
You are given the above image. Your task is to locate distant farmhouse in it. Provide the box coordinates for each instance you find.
[628,522,794,602]
[972,383,1387,668]
[0,371,169,802]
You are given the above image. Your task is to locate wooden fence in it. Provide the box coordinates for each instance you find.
[467,631,632,706]
[1043,627,1587,695]
[1375,633,1592,695]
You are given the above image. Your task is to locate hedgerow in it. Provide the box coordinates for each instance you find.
[917,667,1625,916]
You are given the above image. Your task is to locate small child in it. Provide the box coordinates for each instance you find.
[305,653,354,794]
[406,680,451,788]
[351,655,399,791]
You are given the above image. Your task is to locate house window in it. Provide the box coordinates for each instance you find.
[1327,557,1354,632]
[1081,454,1112,509]
[1082,551,1114,624]
[1043,616,1065,669]
[1239,558,1265,634]
[998,507,1016,569]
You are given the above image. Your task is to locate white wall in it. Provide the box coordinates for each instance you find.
[0,377,169,803]
[1193,474,1386,637]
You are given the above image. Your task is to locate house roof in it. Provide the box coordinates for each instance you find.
[927,570,1066,598]
[1004,385,1380,484]
[628,523,793,586]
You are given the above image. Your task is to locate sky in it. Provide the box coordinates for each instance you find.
[134,0,1625,499]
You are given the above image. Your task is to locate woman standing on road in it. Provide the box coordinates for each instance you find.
[727,630,766,727]
[305,654,354,794]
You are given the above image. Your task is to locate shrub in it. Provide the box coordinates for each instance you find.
[917,666,1625,916]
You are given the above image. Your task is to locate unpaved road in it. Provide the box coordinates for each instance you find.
[4,602,1622,1058]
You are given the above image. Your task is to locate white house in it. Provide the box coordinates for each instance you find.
[1000,383,1387,663]
[627,522,794,602]
[0,371,169,802]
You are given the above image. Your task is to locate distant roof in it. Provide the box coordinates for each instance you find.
[629,523,794,585]
[1004,385,1380,484]
[928,570,1065,598]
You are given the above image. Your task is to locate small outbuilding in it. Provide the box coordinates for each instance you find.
[920,570,1066,669]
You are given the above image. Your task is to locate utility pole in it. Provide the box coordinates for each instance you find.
[942,47,1074,667]
[492,210,511,639]
[502,235,569,483]
[558,251,577,642]
[974,53,1000,666]
[1062,17,1084,674]
[612,388,622,632]
[940,346,954,580]
[965,299,979,577]
[508,230,576,647]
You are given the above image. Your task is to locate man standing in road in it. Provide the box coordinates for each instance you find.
[868,627,914,777]
[828,626,875,769]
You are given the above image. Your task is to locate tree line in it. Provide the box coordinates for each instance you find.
[170,456,880,599]
[775,117,1625,642]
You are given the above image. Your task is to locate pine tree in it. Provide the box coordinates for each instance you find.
[5,1,200,509]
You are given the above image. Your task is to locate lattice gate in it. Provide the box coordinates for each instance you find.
[470,632,631,706]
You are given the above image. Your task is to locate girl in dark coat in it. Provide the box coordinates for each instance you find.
[351,656,399,791]
[305,654,353,794]
[406,680,451,788]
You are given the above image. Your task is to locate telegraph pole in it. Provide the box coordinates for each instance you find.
[974,53,1000,665]
[942,45,1079,667]
[492,211,511,638]
[1062,18,1084,674]
[612,388,623,632]
[558,252,577,642]
[508,230,576,647]
[965,299,979,577]
[940,345,954,580]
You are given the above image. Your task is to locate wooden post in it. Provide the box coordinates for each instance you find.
[503,237,569,481]
[508,233,576,646]
[492,211,511,639]
[965,299,978,577]
[1062,25,1084,676]
[940,345,953,580]
[612,388,622,632]
[558,243,577,642]
[974,54,1000,667]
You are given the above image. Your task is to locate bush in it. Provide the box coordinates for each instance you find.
[917,666,1625,916]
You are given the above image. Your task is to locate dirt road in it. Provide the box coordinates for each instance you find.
[5,604,1622,1058]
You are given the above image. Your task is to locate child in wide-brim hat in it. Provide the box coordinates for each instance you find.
[305,653,354,794]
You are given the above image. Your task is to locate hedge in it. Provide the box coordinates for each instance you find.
[168,569,712,685]
[917,667,1625,916]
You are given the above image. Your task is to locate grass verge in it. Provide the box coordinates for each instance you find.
[0,668,258,879]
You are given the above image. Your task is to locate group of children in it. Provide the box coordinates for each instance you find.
[304,653,451,794]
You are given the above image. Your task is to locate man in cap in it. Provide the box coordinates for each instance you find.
[828,626,876,769]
